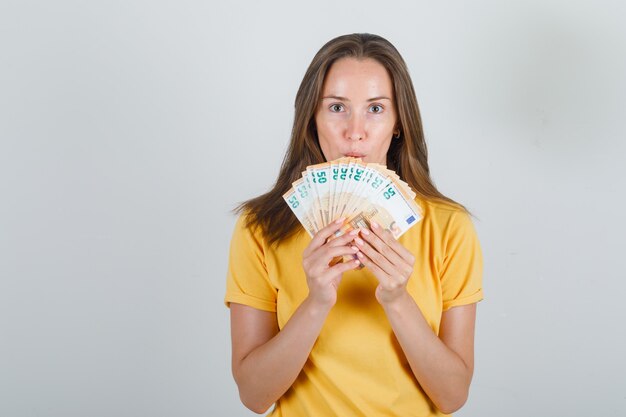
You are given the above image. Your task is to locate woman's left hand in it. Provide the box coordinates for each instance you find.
[353,221,416,305]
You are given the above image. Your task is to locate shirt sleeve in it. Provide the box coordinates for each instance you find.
[224,215,277,312]
[440,210,484,311]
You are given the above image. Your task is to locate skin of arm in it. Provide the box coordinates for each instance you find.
[354,221,477,414]
[230,220,360,414]
[230,300,328,413]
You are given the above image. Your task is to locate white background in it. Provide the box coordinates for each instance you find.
[1,0,625,415]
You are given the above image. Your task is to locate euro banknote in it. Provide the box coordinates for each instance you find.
[283,157,422,240]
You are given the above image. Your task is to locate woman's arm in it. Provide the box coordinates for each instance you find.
[354,222,477,414]
[230,220,360,414]
[230,300,331,414]
[382,298,476,414]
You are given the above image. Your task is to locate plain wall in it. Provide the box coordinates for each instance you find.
[1,0,625,415]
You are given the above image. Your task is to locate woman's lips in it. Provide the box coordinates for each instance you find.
[344,153,365,158]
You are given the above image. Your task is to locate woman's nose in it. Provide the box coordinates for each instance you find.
[346,113,365,141]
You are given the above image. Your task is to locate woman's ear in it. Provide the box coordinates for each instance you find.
[393,121,401,138]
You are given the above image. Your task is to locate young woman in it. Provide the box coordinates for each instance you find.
[225,33,483,416]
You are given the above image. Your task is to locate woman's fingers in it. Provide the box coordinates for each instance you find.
[354,234,396,277]
[326,228,359,247]
[355,229,402,273]
[355,240,410,300]
[370,221,415,265]
[321,245,359,263]
[353,222,417,298]
[304,232,359,276]
[303,218,346,257]
[328,258,361,275]
[355,250,387,279]
[359,228,403,270]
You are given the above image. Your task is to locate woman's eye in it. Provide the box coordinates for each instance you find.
[330,104,344,112]
[369,104,383,113]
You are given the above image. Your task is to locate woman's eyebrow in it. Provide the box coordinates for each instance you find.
[320,95,392,101]
[321,95,350,101]
[367,96,392,102]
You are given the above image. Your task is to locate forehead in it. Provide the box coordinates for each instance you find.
[322,57,394,97]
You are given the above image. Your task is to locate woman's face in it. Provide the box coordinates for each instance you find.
[314,57,398,165]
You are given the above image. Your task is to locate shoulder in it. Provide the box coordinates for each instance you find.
[230,212,268,254]
[231,212,306,254]
[417,198,475,235]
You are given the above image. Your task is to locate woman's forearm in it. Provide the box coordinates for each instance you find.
[234,298,331,414]
[382,292,473,414]
[234,223,359,413]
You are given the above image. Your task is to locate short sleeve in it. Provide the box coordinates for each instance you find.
[440,211,484,311]
[224,215,277,312]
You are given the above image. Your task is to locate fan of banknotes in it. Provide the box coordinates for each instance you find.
[283,157,422,239]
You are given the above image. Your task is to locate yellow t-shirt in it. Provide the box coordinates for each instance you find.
[225,198,483,417]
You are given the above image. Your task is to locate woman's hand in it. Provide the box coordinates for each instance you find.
[353,221,416,305]
[302,218,361,309]
[231,219,359,414]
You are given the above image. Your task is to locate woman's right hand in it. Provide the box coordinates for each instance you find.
[302,218,361,309]
[231,219,359,413]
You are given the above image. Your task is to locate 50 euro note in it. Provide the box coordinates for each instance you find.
[328,178,422,263]
[351,179,421,238]
[306,162,331,225]
[283,181,318,236]
[283,158,422,266]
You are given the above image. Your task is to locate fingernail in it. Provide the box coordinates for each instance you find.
[355,237,364,245]
[351,246,358,251]
[356,251,364,258]
[360,228,370,236]
[349,229,359,236]
[335,217,345,224]
[371,221,379,229]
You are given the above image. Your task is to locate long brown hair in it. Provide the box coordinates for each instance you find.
[237,33,464,245]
